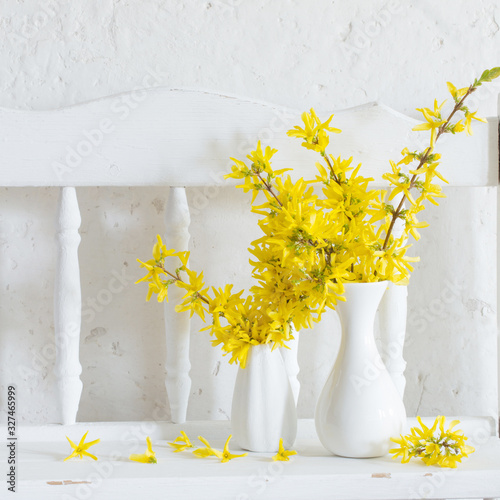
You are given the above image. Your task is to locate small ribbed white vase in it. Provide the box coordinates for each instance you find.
[315,281,406,458]
[231,343,297,452]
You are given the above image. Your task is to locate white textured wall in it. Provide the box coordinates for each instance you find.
[0,0,498,423]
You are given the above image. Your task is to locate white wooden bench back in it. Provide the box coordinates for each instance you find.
[0,89,496,425]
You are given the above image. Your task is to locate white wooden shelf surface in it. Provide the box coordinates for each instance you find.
[4,419,500,500]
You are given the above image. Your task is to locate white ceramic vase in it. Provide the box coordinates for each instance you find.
[315,281,406,458]
[231,343,297,452]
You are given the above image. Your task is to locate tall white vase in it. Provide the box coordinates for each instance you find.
[315,281,406,458]
[231,343,297,452]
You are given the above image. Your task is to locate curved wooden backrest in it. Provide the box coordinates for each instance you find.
[0,88,496,187]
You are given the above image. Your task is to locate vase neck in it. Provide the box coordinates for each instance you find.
[244,343,276,368]
[336,282,388,340]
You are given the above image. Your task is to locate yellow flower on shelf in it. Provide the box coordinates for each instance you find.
[220,435,248,463]
[389,416,474,468]
[193,435,247,463]
[168,431,193,452]
[272,438,297,462]
[192,435,222,459]
[389,434,413,464]
[129,436,157,464]
[64,431,100,461]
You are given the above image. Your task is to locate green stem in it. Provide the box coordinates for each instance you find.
[159,265,211,305]
[381,85,475,250]
[256,172,283,207]
[323,154,340,183]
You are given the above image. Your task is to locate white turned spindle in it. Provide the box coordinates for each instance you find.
[54,187,83,425]
[280,330,300,406]
[163,187,192,423]
[378,194,407,398]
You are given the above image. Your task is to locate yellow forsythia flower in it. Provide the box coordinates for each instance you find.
[447,81,469,101]
[129,436,157,464]
[137,71,497,367]
[412,99,447,148]
[272,438,297,461]
[464,110,487,135]
[193,435,247,463]
[390,416,474,468]
[64,431,100,461]
[168,431,194,452]
[287,108,341,154]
